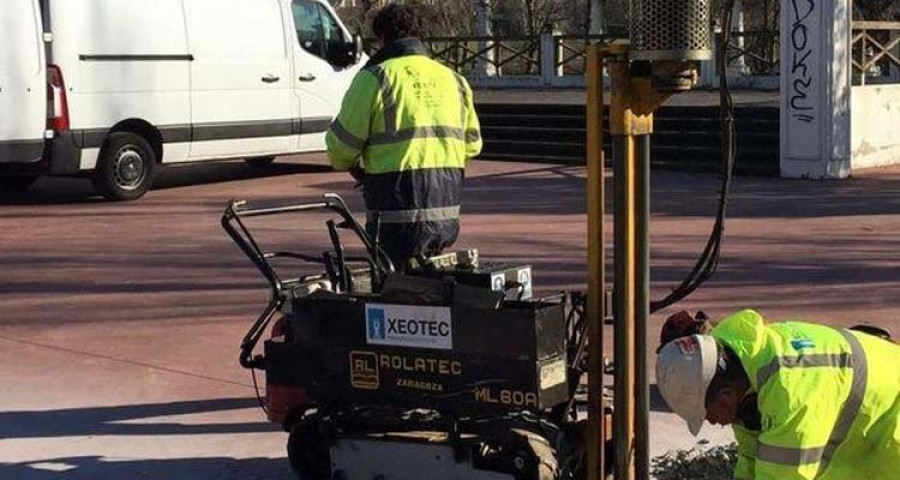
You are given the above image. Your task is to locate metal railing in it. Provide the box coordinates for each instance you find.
[425,36,541,76]
[851,21,900,85]
[362,30,781,89]
[356,24,900,90]
[555,35,615,75]
[364,36,542,77]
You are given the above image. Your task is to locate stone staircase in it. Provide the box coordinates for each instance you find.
[476,103,780,176]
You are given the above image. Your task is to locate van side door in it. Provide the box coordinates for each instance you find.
[0,0,46,164]
[288,0,362,152]
[185,0,294,160]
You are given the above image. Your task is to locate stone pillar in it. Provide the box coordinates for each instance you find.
[589,0,605,36]
[475,0,497,77]
[540,26,563,86]
[779,0,852,179]
[891,30,900,83]
[728,0,748,76]
[700,26,720,88]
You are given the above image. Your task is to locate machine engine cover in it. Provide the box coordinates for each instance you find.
[265,292,569,414]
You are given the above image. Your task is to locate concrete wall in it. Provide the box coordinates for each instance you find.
[851,85,900,169]
[779,0,852,179]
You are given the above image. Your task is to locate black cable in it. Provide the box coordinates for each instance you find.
[650,1,737,314]
[251,367,269,415]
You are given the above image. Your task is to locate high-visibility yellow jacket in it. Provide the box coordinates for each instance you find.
[326,38,482,264]
[711,310,900,479]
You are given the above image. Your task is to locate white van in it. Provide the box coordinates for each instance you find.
[0,0,363,200]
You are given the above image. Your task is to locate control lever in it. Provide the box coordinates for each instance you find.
[327,220,351,292]
[322,252,341,293]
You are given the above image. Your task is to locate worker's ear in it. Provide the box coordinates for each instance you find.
[737,393,762,430]
[716,385,743,409]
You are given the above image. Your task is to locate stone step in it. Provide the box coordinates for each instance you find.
[478,146,779,176]
[478,113,779,133]
[475,102,781,175]
[481,125,778,146]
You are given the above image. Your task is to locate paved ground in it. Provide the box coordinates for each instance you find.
[1,155,898,479]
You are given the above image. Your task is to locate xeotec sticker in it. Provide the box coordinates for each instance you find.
[365,303,453,350]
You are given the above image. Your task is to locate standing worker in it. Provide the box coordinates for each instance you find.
[326,3,482,268]
[656,309,900,479]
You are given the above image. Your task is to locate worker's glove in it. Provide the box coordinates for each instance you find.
[349,165,365,189]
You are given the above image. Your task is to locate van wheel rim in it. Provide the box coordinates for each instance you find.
[113,147,146,191]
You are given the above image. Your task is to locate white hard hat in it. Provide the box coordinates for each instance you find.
[655,334,720,436]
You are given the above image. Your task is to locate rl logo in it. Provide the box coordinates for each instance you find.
[349,351,380,390]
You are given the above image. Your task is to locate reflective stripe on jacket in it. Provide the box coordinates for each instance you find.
[711,310,900,479]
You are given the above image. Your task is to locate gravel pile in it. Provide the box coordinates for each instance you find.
[651,442,738,479]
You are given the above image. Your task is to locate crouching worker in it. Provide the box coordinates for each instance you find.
[325,3,482,268]
[656,309,900,479]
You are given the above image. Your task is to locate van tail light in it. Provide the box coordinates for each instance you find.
[46,65,70,132]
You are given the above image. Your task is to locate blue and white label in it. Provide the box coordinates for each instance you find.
[365,303,453,350]
[791,339,816,351]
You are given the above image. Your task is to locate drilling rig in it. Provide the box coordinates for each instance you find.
[222,0,723,478]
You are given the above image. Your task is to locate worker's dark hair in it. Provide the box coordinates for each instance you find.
[372,4,425,43]
[656,311,715,353]
[705,342,749,402]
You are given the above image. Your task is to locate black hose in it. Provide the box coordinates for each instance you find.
[650,2,737,314]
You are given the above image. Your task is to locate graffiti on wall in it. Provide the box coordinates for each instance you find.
[789,0,816,123]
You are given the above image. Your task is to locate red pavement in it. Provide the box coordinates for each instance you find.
[0,154,898,478]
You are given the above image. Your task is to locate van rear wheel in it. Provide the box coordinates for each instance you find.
[94,132,156,201]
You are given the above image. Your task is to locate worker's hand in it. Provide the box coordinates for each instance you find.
[349,165,365,189]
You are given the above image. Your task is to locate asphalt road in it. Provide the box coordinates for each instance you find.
[1,154,898,479]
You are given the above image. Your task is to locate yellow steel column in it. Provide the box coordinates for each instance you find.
[613,135,638,480]
[625,134,638,480]
[585,44,606,480]
[609,56,636,480]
